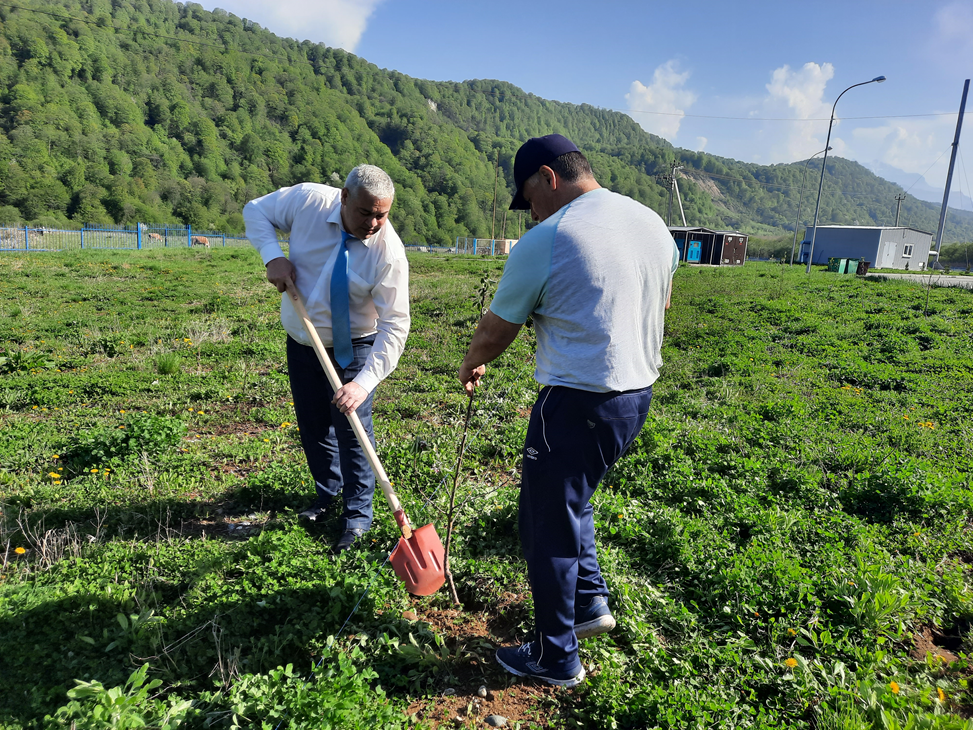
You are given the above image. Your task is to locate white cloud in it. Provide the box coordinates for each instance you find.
[203,0,383,51]
[762,62,840,160]
[696,136,708,152]
[849,116,957,189]
[761,63,954,188]
[626,61,697,141]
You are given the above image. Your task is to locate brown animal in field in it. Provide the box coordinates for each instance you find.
[147,233,162,241]
[191,236,210,248]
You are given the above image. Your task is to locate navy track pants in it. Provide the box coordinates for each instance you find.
[519,384,652,671]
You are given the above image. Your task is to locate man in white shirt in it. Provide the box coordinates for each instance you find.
[244,165,410,552]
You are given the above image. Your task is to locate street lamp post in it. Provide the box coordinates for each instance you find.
[805,76,886,273]
[790,147,831,265]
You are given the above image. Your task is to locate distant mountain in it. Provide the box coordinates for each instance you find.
[864,161,973,211]
[0,0,971,245]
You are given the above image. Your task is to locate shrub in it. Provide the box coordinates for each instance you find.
[63,413,187,469]
[155,352,181,375]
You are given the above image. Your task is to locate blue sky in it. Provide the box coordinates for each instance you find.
[203,0,973,198]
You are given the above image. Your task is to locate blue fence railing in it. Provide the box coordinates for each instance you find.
[0,225,511,257]
[0,224,252,253]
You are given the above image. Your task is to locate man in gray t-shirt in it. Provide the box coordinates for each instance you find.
[459,134,678,687]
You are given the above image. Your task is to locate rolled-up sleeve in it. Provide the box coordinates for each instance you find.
[354,253,410,393]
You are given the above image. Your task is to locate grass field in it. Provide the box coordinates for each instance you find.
[1,249,972,729]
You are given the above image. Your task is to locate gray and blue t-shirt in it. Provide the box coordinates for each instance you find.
[490,188,679,393]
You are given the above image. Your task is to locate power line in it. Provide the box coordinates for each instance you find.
[2,0,964,209]
[901,148,951,196]
[472,89,954,123]
[624,108,955,122]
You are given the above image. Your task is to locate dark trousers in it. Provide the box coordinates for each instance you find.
[519,384,653,670]
[286,334,376,531]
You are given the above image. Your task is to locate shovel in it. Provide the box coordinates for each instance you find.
[285,282,446,596]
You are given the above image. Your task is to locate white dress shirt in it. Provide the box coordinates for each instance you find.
[244,183,410,394]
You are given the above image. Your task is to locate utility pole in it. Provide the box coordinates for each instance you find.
[491,149,500,241]
[673,166,687,226]
[658,161,680,226]
[932,78,969,262]
[894,193,906,226]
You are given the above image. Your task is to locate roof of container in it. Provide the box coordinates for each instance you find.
[807,225,933,235]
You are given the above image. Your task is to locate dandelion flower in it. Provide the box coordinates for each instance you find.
[52,454,59,459]
[90,468,98,473]
[280,422,291,428]
[787,628,796,636]
[263,438,270,442]
[784,658,798,668]
[15,547,26,555]
[890,681,900,694]
[48,472,59,478]
[937,688,946,702]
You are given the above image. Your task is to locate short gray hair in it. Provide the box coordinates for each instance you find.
[345,164,395,201]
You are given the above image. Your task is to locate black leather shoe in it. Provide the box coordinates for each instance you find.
[335,528,365,553]
[297,498,332,523]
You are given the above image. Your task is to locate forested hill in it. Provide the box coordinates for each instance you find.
[2,0,971,245]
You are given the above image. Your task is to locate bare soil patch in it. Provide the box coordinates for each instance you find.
[399,602,578,728]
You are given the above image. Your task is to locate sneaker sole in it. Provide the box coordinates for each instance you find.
[495,654,586,687]
[574,615,616,640]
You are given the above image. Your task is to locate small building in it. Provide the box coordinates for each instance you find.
[798,226,933,270]
[713,230,748,266]
[668,227,748,266]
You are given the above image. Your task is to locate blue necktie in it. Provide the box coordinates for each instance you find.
[330,231,354,368]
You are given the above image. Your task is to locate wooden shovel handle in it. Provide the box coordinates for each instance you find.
[284,282,412,539]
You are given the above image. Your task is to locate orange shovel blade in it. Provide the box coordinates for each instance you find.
[390,523,445,596]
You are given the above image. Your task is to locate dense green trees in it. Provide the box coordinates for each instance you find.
[1,0,971,244]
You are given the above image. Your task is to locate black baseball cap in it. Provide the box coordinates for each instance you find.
[509,134,581,210]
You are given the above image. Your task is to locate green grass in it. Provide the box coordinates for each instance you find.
[0,251,971,729]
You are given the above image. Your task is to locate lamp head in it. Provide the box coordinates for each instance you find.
[872,76,886,83]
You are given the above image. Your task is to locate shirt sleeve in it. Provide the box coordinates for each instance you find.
[488,222,555,324]
[243,186,303,265]
[352,251,411,394]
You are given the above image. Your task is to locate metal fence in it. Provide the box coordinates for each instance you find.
[0,225,513,257]
[454,237,517,256]
[0,224,251,253]
[402,243,457,254]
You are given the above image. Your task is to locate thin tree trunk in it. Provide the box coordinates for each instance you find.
[442,393,475,606]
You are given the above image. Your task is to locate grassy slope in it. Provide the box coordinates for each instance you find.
[0,250,971,729]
